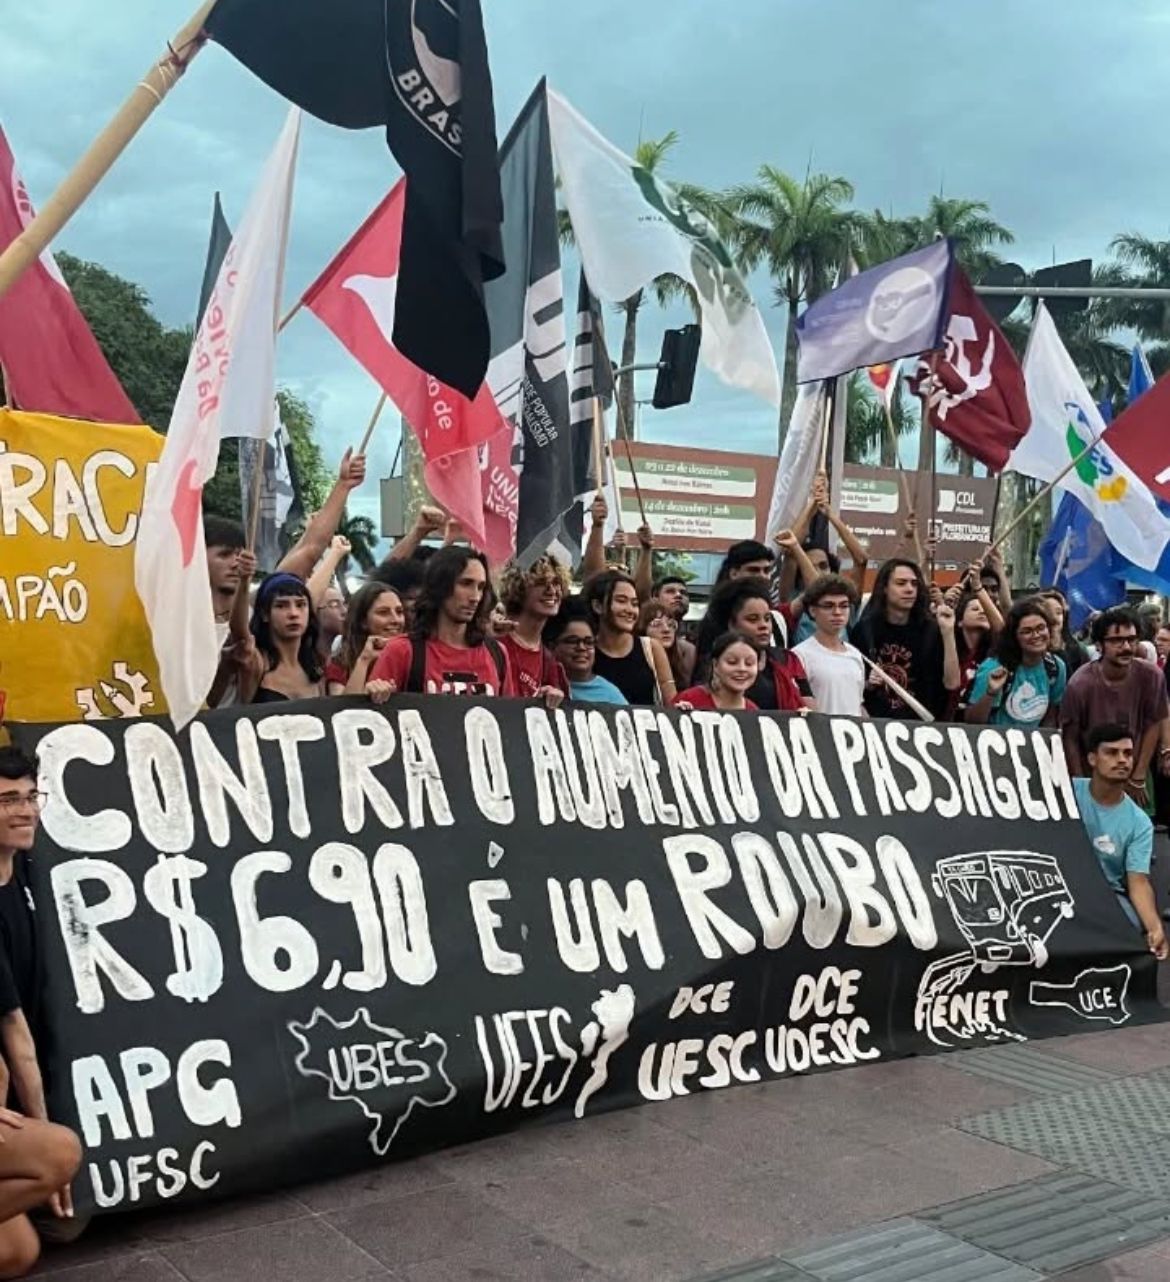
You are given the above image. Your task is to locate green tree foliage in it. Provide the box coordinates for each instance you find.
[54,253,333,524]
[56,251,190,430]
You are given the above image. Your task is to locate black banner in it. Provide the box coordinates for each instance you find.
[12,702,1162,1217]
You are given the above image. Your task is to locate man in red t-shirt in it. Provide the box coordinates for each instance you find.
[367,547,517,698]
[496,556,571,700]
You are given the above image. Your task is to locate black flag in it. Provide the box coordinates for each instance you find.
[484,82,574,567]
[205,0,504,398]
[548,271,613,567]
[195,192,232,327]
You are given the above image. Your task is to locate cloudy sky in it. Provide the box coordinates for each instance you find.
[4,0,1169,531]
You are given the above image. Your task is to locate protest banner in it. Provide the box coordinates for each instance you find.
[12,699,1159,1217]
[0,409,163,722]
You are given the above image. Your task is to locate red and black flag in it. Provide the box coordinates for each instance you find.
[206,0,504,398]
[910,267,1031,471]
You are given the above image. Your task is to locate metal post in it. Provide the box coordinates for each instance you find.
[974,285,1170,301]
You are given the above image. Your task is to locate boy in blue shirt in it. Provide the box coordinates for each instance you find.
[1074,723,1168,959]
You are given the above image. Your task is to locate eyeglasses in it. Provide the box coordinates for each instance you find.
[812,600,851,613]
[1104,635,1138,647]
[1017,625,1049,639]
[0,791,46,813]
[557,636,595,650]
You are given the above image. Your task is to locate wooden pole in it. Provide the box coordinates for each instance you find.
[246,440,267,550]
[591,398,606,498]
[882,401,923,565]
[357,391,388,457]
[0,0,220,300]
[277,299,304,333]
[987,434,1105,558]
[818,381,833,472]
[0,363,10,409]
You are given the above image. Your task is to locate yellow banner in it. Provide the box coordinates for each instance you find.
[1,409,165,723]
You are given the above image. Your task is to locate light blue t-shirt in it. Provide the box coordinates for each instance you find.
[1073,776,1153,894]
[570,674,628,705]
[968,654,1066,728]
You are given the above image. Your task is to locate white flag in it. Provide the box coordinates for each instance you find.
[1009,304,1170,572]
[765,382,828,537]
[547,89,780,408]
[135,108,301,729]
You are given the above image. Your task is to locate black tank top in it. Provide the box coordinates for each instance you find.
[593,640,657,705]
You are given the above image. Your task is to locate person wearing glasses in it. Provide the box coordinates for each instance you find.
[792,575,866,717]
[0,747,83,1276]
[1061,607,1170,805]
[545,600,628,705]
[964,598,1066,731]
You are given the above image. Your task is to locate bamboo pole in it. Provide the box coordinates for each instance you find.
[0,0,220,300]
[357,391,388,456]
[987,434,1105,558]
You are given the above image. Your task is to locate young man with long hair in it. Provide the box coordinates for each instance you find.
[367,547,532,700]
[851,558,948,720]
[240,573,327,704]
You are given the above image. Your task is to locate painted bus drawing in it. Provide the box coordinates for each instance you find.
[931,851,1074,970]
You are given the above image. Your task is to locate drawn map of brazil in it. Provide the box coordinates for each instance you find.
[288,1008,457,1155]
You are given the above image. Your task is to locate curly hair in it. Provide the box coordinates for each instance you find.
[990,597,1054,672]
[496,554,571,615]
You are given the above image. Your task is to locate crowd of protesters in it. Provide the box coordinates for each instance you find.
[3,455,1170,1275]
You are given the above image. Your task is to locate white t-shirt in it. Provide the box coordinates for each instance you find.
[793,635,866,716]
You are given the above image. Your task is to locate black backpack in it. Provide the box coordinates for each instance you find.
[404,636,507,694]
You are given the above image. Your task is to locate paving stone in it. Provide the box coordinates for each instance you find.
[686,1261,816,1281]
[33,1254,186,1281]
[396,1232,609,1282]
[918,1170,1170,1274]
[940,1043,1116,1094]
[782,1217,1042,1281]
[158,1217,381,1282]
[957,1092,1148,1162]
[1060,1068,1170,1136]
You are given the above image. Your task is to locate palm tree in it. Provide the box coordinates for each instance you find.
[1095,234,1170,376]
[844,371,917,467]
[336,513,378,579]
[722,169,856,437]
[905,196,1015,279]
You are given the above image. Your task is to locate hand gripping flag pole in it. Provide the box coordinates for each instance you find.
[0,1,220,300]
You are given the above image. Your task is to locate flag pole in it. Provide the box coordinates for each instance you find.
[0,363,10,408]
[591,398,606,498]
[277,299,304,333]
[246,440,267,550]
[357,390,388,456]
[882,402,923,564]
[600,346,647,526]
[986,434,1105,558]
[0,0,220,301]
[922,351,940,579]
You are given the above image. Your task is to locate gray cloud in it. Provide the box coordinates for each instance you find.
[3,0,1167,508]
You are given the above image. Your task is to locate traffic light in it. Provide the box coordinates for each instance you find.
[652,324,701,409]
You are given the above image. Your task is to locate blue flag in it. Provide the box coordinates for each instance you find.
[1040,491,1125,630]
[795,240,953,383]
[1111,344,1170,594]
